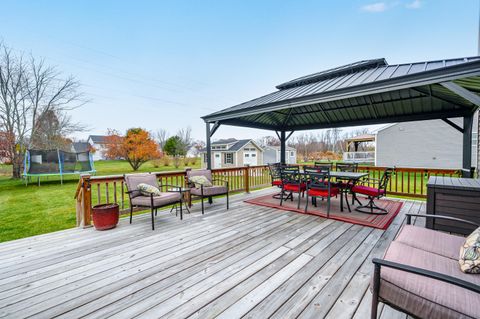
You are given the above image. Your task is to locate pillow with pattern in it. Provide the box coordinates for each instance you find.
[137,183,162,196]
[190,175,213,188]
[459,226,480,274]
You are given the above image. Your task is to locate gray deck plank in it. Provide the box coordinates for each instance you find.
[0,191,427,319]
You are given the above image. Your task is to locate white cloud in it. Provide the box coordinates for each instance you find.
[361,2,388,12]
[406,0,422,9]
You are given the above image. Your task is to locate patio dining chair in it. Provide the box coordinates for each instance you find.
[124,173,183,230]
[351,167,393,214]
[268,163,284,199]
[304,167,339,217]
[279,165,305,209]
[335,162,359,190]
[314,161,334,171]
[186,169,229,215]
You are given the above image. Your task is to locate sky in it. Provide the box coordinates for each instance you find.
[0,0,478,142]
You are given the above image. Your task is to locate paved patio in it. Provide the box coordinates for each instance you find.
[0,188,424,318]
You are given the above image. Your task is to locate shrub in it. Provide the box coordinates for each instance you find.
[151,159,162,168]
[162,156,171,166]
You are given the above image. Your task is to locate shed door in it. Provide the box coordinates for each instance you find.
[213,153,222,168]
[244,151,257,166]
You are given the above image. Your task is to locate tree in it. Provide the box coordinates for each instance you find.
[0,42,85,178]
[176,127,193,155]
[104,129,124,160]
[155,128,168,151]
[121,128,159,171]
[163,136,185,157]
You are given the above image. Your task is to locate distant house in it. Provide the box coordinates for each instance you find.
[199,138,263,168]
[87,135,114,161]
[262,145,297,164]
[375,116,478,169]
[71,142,91,153]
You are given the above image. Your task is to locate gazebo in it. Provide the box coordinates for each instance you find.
[202,57,480,177]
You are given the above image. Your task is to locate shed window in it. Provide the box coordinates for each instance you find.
[224,153,234,164]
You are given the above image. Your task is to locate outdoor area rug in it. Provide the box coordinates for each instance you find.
[245,193,403,230]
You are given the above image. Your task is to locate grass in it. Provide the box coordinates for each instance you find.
[0,160,200,243]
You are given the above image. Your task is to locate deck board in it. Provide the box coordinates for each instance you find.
[0,188,425,319]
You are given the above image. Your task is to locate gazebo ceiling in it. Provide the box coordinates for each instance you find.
[202,57,480,131]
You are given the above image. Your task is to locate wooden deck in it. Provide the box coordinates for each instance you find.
[0,188,425,319]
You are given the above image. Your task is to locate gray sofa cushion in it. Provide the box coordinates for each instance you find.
[131,192,181,207]
[395,224,465,260]
[377,241,480,319]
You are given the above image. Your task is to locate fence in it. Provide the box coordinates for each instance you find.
[342,151,375,163]
[74,164,461,227]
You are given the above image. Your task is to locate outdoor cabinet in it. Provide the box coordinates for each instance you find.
[426,176,480,235]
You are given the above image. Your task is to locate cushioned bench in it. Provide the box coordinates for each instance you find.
[371,214,480,319]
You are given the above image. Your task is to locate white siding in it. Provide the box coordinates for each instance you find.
[376,115,478,169]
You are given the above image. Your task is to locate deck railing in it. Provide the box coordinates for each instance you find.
[74,164,461,227]
[74,165,271,227]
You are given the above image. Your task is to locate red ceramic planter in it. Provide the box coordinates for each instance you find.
[92,203,119,230]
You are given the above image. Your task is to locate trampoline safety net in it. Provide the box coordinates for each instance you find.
[25,149,95,176]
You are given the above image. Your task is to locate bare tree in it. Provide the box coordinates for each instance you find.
[0,42,85,178]
[155,128,169,151]
[176,126,193,155]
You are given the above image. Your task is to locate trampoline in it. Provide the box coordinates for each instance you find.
[23,149,96,185]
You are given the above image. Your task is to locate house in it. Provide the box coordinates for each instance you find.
[87,135,112,161]
[200,138,263,168]
[71,142,91,153]
[262,145,297,164]
[374,115,478,169]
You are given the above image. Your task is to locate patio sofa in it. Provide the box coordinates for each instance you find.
[371,214,480,319]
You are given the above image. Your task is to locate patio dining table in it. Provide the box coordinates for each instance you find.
[300,170,368,212]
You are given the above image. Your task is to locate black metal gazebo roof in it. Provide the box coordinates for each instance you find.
[202,56,480,175]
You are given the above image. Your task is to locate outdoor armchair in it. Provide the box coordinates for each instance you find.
[124,173,182,230]
[351,167,393,214]
[185,169,229,215]
[371,214,480,319]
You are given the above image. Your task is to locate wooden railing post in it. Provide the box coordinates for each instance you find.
[82,174,92,228]
[244,165,250,193]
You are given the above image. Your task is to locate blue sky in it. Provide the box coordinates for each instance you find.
[0,0,478,141]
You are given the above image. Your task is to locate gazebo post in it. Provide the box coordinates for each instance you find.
[206,122,212,170]
[280,131,286,164]
[462,114,474,177]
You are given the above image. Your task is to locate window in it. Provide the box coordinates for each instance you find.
[224,153,234,164]
[244,154,250,157]
[251,154,256,157]
[290,151,294,157]
[203,153,208,163]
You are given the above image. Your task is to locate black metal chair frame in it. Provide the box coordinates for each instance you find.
[268,163,289,199]
[186,174,229,215]
[125,176,183,230]
[304,167,340,217]
[279,166,304,209]
[371,214,480,319]
[354,168,393,215]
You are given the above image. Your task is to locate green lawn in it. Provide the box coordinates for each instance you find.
[0,160,200,243]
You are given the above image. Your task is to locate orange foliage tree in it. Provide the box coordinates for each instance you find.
[104,129,124,160]
[106,128,159,171]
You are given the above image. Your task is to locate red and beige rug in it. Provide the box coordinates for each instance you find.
[245,193,403,230]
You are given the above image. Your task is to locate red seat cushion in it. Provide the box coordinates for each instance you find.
[308,187,339,197]
[351,185,385,197]
[272,180,282,186]
[283,183,306,192]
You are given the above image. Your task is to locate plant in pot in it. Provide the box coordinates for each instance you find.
[92,203,120,230]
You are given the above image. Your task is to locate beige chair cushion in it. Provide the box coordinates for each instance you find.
[377,241,480,319]
[459,227,480,274]
[190,185,228,196]
[396,224,465,260]
[131,192,181,207]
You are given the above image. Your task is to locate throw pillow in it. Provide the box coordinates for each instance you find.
[190,175,213,188]
[459,226,480,274]
[137,183,162,196]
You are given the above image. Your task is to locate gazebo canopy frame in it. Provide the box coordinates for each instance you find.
[202,57,480,177]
